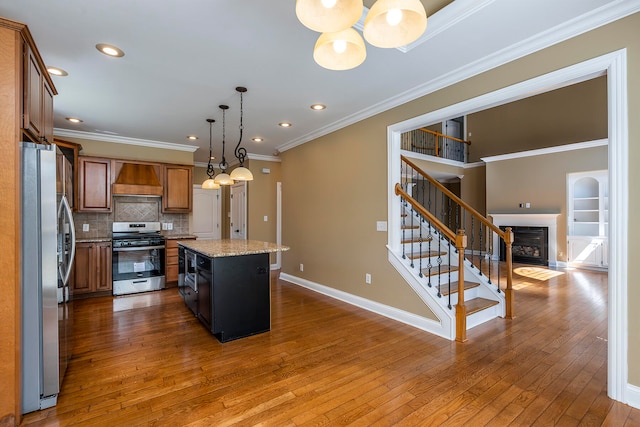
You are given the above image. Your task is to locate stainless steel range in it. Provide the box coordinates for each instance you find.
[112,222,165,296]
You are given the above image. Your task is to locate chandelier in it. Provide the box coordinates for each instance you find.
[201,87,253,189]
[296,0,427,70]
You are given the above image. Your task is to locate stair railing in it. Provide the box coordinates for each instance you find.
[398,156,514,335]
[396,183,470,341]
[401,128,471,162]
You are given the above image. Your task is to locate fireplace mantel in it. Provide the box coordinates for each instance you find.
[489,212,561,267]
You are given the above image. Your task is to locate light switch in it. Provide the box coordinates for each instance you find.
[82,224,89,232]
[264,215,268,222]
[376,221,387,231]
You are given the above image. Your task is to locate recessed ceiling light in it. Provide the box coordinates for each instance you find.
[47,67,68,76]
[310,104,326,110]
[187,135,198,140]
[252,137,263,142]
[66,117,83,123]
[279,122,292,128]
[96,43,125,57]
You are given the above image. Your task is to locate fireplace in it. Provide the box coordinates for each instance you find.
[500,226,549,266]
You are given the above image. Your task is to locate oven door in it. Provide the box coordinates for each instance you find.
[112,244,166,295]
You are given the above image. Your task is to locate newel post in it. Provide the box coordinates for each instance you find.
[504,227,515,319]
[455,229,468,343]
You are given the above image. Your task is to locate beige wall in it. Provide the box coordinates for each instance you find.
[466,77,608,162]
[485,145,608,261]
[280,13,640,385]
[247,160,282,264]
[58,136,194,165]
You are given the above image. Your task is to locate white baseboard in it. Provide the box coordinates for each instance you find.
[278,273,448,339]
[627,383,640,409]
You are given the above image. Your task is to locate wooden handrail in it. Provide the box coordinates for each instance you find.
[402,155,506,240]
[418,128,472,146]
[395,183,457,242]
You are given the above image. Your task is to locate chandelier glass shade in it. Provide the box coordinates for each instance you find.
[298,0,427,70]
[296,0,363,33]
[201,118,220,190]
[313,27,367,71]
[363,0,427,48]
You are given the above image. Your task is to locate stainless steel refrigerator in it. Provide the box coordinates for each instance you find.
[21,142,76,413]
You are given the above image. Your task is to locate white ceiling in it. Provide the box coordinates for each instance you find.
[0,0,635,164]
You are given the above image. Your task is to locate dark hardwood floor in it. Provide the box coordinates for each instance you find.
[21,266,640,426]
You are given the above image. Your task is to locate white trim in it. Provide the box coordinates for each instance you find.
[464,161,485,169]
[54,128,198,152]
[279,272,449,339]
[628,384,640,409]
[247,153,282,163]
[387,50,630,406]
[401,149,465,168]
[481,139,608,163]
[606,48,629,406]
[277,1,640,154]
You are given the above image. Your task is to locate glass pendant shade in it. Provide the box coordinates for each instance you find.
[296,0,363,33]
[363,0,427,48]
[213,172,234,186]
[230,166,254,181]
[313,28,366,71]
[201,178,220,190]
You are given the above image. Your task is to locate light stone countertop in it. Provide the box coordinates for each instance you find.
[178,239,289,258]
[76,237,112,243]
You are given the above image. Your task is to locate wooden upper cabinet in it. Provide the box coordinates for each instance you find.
[78,156,112,212]
[22,42,56,143]
[163,164,193,212]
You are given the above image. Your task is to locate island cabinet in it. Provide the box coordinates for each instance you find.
[72,241,112,298]
[78,156,112,212]
[178,240,289,342]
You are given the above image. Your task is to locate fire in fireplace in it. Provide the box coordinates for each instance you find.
[500,226,549,266]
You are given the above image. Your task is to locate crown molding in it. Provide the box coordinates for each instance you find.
[53,128,199,152]
[277,0,640,154]
[481,139,608,163]
[247,153,282,163]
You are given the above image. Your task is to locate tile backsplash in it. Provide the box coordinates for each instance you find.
[73,196,189,238]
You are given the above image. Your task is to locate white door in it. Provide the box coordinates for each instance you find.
[230,182,246,239]
[192,185,221,239]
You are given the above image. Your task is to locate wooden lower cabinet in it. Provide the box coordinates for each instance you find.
[72,241,112,298]
[165,237,195,286]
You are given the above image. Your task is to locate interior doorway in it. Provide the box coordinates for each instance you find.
[192,186,221,240]
[230,181,247,239]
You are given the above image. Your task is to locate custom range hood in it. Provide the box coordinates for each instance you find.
[112,161,163,196]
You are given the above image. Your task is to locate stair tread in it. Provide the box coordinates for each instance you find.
[441,281,481,296]
[407,251,447,260]
[420,265,459,276]
[464,297,500,316]
[401,225,420,230]
[401,236,434,244]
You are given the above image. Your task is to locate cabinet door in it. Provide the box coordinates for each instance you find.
[24,46,43,140]
[95,243,112,291]
[78,157,112,211]
[42,80,54,143]
[72,244,93,294]
[163,165,192,212]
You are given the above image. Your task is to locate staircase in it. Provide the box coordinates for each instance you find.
[392,156,514,342]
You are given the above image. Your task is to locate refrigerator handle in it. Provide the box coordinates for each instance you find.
[58,195,76,286]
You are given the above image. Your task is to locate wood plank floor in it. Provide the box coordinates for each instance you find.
[21,266,640,426]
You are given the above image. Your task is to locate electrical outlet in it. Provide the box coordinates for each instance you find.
[162,223,168,230]
[519,203,524,208]
[376,221,387,231]
[525,202,531,208]
[167,223,173,230]
[82,223,89,232]
[365,273,371,284]
[264,215,268,222]
[299,263,304,272]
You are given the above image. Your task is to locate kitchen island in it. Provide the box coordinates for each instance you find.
[178,239,289,342]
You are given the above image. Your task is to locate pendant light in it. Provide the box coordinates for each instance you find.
[213,105,234,186]
[201,119,220,190]
[296,0,363,33]
[230,87,254,181]
[363,0,427,48]
[313,27,366,71]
